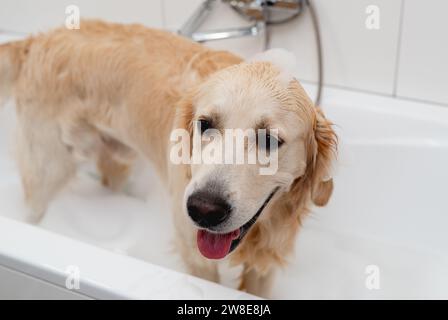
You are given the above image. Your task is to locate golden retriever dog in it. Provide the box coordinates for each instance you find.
[0,20,336,297]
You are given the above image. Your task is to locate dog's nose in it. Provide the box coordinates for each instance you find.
[187,192,231,228]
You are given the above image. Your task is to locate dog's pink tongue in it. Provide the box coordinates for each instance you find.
[197,229,240,259]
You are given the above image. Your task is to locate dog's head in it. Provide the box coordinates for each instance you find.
[173,49,337,259]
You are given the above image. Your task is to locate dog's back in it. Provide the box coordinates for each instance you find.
[0,20,242,223]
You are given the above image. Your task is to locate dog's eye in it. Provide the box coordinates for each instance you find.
[198,119,213,134]
[258,133,283,151]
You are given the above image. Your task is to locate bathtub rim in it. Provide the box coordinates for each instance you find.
[0,216,256,300]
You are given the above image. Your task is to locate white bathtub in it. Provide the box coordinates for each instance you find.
[0,73,448,299]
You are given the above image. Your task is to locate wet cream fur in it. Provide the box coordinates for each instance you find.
[0,20,336,297]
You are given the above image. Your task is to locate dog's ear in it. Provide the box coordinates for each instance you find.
[309,107,337,206]
[172,89,197,180]
[286,106,336,214]
[175,90,195,137]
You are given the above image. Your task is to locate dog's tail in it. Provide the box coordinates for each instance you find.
[0,39,31,107]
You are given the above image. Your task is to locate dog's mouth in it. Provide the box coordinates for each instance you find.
[196,187,279,260]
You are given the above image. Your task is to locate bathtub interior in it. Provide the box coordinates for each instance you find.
[1,77,448,299]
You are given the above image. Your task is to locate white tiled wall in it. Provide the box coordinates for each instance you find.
[269,0,402,95]
[0,0,163,33]
[396,0,448,106]
[0,0,447,106]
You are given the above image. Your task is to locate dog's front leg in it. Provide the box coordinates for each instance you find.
[239,266,275,298]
